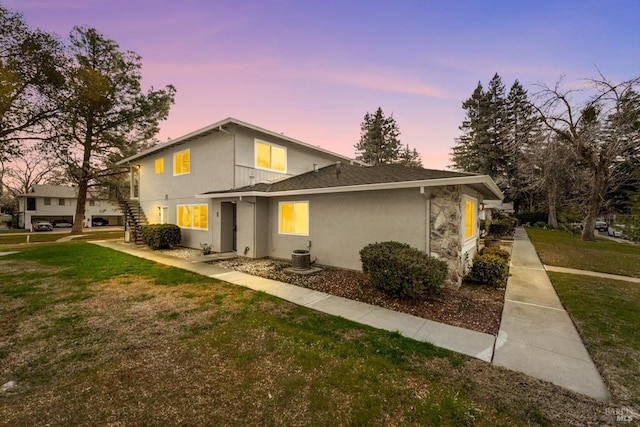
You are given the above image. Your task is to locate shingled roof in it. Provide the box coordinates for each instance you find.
[200,163,503,199]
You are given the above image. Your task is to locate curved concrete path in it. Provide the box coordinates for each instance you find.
[493,228,609,400]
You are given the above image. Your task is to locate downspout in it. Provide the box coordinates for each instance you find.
[420,187,431,255]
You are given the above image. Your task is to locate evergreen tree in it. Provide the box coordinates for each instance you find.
[452,74,541,211]
[354,107,422,166]
[48,27,175,233]
[505,80,541,212]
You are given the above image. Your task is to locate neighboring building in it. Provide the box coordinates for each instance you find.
[17,185,124,229]
[479,200,515,221]
[119,117,503,287]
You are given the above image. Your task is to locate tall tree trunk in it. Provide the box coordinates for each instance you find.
[547,185,558,228]
[71,120,93,234]
[72,180,88,234]
[581,166,607,241]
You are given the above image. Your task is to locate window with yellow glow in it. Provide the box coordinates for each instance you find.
[173,149,190,175]
[177,205,191,228]
[279,201,309,235]
[177,204,208,230]
[155,157,164,174]
[255,140,286,172]
[465,200,476,239]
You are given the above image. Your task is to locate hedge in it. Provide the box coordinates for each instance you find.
[359,241,448,299]
[140,224,181,250]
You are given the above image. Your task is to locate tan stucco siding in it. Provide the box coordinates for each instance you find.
[268,188,427,270]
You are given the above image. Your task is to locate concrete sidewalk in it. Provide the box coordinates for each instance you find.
[492,228,610,400]
[91,240,496,362]
[544,265,640,284]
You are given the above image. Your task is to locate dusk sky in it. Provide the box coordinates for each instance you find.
[6,0,640,169]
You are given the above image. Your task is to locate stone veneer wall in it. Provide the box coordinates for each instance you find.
[430,186,463,288]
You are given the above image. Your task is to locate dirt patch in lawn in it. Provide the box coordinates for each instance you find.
[206,257,505,335]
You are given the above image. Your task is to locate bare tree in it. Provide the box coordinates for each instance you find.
[534,73,640,240]
[1,144,65,196]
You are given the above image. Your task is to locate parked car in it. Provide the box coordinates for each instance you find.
[608,225,624,238]
[595,220,608,231]
[53,220,73,228]
[33,221,53,231]
[92,217,109,226]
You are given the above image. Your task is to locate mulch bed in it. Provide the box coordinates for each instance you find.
[207,257,505,335]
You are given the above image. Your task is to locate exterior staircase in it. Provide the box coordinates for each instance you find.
[113,187,148,244]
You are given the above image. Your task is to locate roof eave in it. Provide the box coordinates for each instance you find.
[118,117,355,165]
[196,175,504,200]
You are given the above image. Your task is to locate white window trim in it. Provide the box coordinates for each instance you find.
[176,203,209,230]
[173,149,190,176]
[254,139,287,174]
[278,200,309,236]
[462,195,478,246]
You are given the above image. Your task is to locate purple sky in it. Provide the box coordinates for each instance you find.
[7,0,640,169]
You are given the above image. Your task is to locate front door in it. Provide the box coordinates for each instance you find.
[220,202,237,252]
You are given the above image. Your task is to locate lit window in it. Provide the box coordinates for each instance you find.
[173,149,190,176]
[465,200,476,239]
[279,201,309,235]
[255,140,286,172]
[155,157,164,174]
[177,205,191,228]
[176,204,208,230]
[192,204,208,229]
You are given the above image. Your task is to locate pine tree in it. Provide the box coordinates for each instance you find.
[355,107,401,165]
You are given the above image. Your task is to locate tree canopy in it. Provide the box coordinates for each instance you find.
[354,107,421,167]
[48,27,175,232]
[0,5,65,162]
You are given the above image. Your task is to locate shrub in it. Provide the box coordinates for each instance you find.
[360,241,448,299]
[488,219,514,237]
[467,253,508,287]
[140,224,181,250]
[480,246,510,261]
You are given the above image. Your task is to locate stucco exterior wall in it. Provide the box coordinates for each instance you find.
[267,188,427,271]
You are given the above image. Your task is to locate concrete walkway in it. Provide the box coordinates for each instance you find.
[544,265,640,284]
[91,235,611,400]
[493,228,610,400]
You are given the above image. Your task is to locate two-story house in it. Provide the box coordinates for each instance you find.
[119,117,503,287]
[17,185,124,229]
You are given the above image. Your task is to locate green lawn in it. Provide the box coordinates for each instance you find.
[525,228,640,408]
[526,227,640,277]
[548,273,640,408]
[0,242,615,426]
[0,230,124,245]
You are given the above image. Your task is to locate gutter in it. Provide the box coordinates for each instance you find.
[195,175,504,200]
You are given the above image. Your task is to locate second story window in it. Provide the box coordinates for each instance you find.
[59,198,65,206]
[173,149,190,176]
[44,198,51,206]
[255,140,286,173]
[155,157,164,174]
[27,197,36,211]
